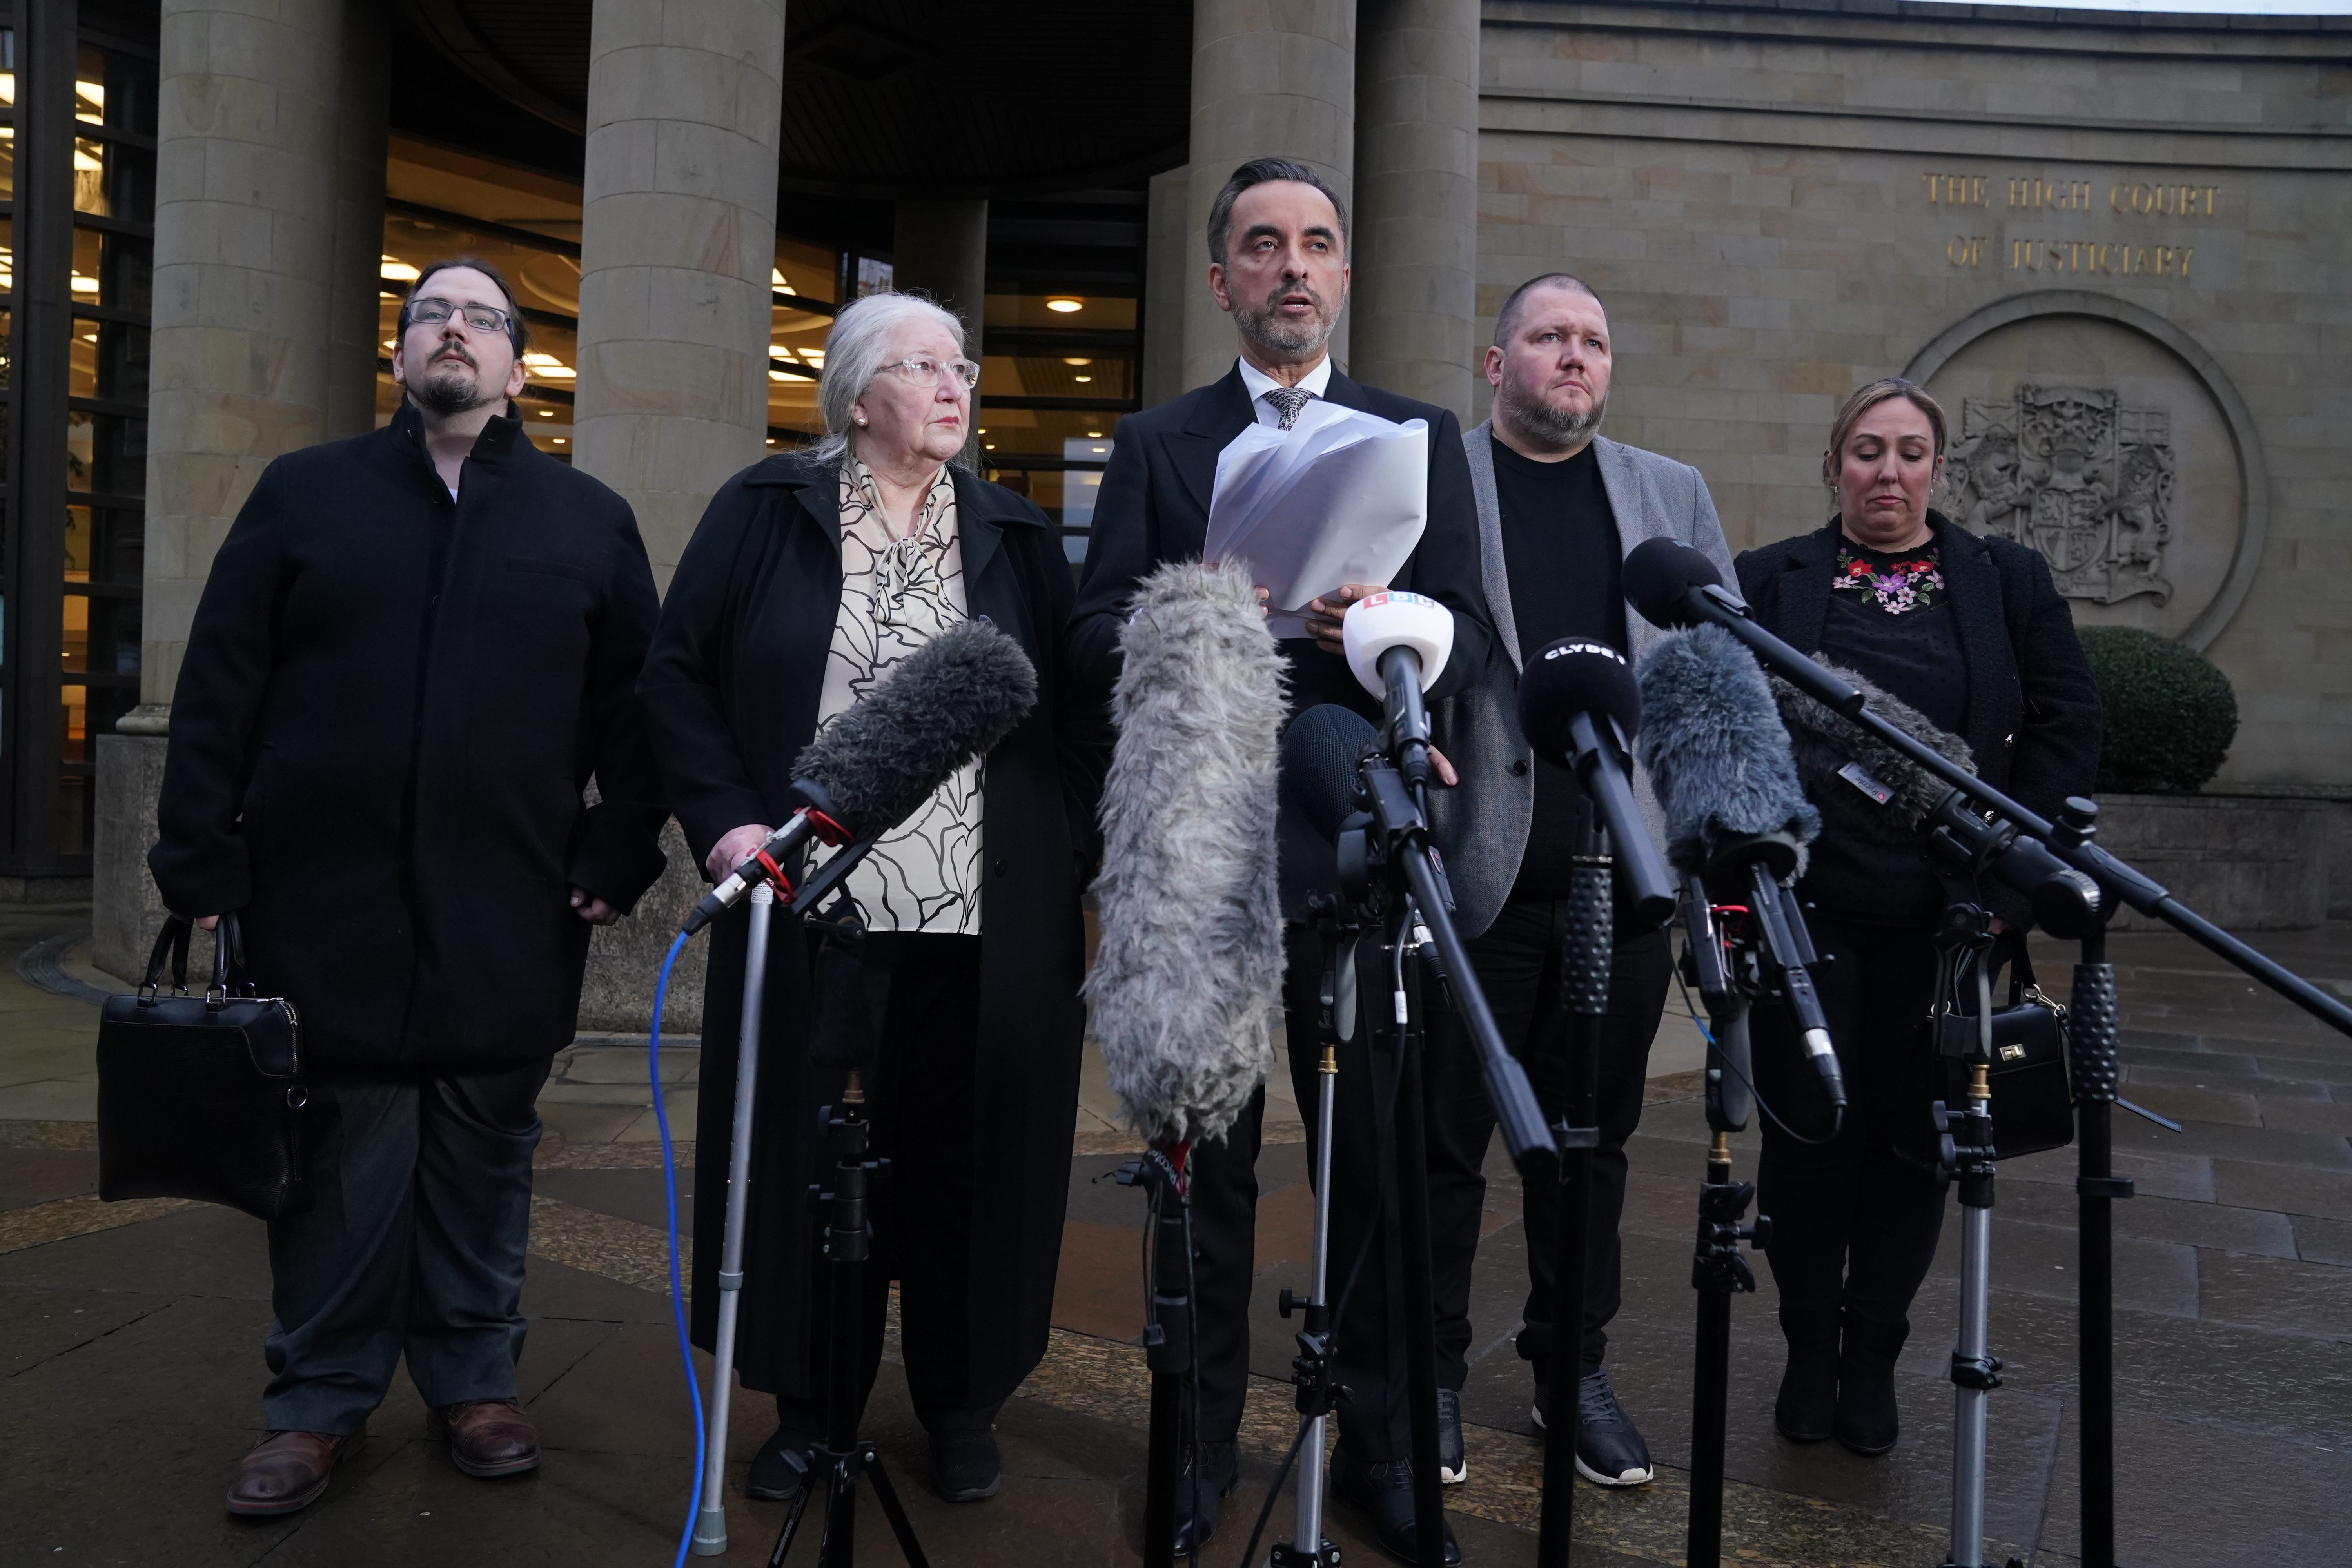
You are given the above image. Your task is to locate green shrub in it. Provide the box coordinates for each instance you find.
[2078,626,2238,794]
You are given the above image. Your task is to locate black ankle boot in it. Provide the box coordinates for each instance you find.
[1773,1307,1840,1443]
[1833,1308,1909,1456]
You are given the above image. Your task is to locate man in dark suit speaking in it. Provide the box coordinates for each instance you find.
[1072,157,1494,1564]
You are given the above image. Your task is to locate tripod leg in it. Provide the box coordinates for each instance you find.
[768,1475,814,1568]
[1140,1156,1193,1568]
[862,1445,933,1568]
[1686,1134,1736,1568]
[1394,940,1447,1568]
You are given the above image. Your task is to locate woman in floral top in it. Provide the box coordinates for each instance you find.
[1733,380,2100,1460]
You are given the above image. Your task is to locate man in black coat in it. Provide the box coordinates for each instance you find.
[1071,158,1495,1564]
[151,260,668,1517]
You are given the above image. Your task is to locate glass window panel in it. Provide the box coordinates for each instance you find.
[80,42,157,137]
[63,498,142,583]
[65,416,90,489]
[976,407,1125,461]
[774,236,838,308]
[73,136,106,215]
[68,319,96,397]
[766,372,819,441]
[380,210,581,321]
[0,303,13,391]
[71,227,103,307]
[0,124,15,204]
[979,354,1136,401]
[0,213,15,294]
[90,318,147,405]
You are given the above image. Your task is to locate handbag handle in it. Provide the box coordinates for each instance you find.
[206,911,252,1009]
[140,916,192,998]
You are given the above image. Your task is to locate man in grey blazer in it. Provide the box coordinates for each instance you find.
[1424,274,1736,1489]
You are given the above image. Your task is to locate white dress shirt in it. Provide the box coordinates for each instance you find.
[1236,354,1334,427]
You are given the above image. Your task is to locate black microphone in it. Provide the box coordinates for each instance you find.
[1279,702,1377,846]
[1514,638,1677,928]
[682,619,1039,935]
[1635,624,1845,1112]
[1624,539,1866,719]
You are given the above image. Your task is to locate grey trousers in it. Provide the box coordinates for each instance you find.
[261,1056,552,1435]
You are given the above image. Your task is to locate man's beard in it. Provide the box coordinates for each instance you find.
[1497,375,1605,452]
[1234,281,1341,360]
[413,350,486,417]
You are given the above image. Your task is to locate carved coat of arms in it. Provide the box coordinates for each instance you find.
[1941,385,2175,606]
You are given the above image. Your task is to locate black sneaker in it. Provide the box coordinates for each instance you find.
[1572,1368,1653,1487]
[930,1425,1001,1503]
[745,1413,821,1500]
[1436,1389,1466,1485]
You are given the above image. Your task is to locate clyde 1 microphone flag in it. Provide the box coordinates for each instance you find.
[683,618,1038,934]
[1088,560,1289,1148]
[1514,637,1641,773]
[1634,624,1820,878]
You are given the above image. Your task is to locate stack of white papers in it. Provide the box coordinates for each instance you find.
[1204,401,1429,639]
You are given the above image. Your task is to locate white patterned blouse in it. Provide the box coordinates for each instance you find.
[816,458,985,934]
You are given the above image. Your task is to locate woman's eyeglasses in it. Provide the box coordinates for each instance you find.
[885,356,981,390]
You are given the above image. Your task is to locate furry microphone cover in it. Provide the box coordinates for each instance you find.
[1767,662,1976,852]
[1086,560,1289,1147]
[1636,622,1820,875]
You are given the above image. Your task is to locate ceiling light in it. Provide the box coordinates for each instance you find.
[537,409,554,417]
[1073,375,1091,383]
[552,437,566,445]
[1086,430,1103,437]
[70,274,98,292]
[771,267,796,295]
[380,256,421,282]
[984,443,995,450]
[1063,358,1091,367]
[1046,298,1083,314]
[769,370,788,381]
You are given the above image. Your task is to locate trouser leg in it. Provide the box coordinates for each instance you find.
[1516,920,1671,1376]
[1757,920,1945,1321]
[262,1068,420,1435]
[403,1056,552,1408]
[867,933,990,1430]
[1184,1085,1265,1445]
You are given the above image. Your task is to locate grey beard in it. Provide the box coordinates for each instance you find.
[414,365,485,418]
[1498,379,1605,452]
[1235,292,1340,361]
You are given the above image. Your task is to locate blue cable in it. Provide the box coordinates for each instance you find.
[649,929,705,1568]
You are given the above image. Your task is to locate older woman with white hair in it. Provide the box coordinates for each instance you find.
[641,292,1107,1506]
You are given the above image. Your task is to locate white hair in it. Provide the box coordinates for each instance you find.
[806,290,970,466]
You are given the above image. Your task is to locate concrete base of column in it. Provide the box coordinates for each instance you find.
[93,734,172,981]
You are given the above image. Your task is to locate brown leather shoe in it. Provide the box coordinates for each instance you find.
[225,1428,365,1517]
[428,1399,543,1478]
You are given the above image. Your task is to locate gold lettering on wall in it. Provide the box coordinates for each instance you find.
[2110,181,2221,217]
[1947,235,1989,268]
[2006,238,2194,279]
[1924,174,1989,207]
[2009,177,2095,212]
[1917,171,2223,220]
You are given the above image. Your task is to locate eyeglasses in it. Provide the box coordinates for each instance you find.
[408,298,516,336]
[885,356,981,390]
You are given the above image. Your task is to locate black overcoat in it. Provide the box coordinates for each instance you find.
[1735,512,2102,924]
[149,403,670,1063]
[638,450,1107,1402]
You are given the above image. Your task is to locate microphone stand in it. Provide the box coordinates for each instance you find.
[1928,902,2002,1568]
[1536,798,1611,1568]
[1119,1144,1196,1568]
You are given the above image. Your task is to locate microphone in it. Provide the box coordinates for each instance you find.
[1089,560,1289,1147]
[1634,624,1821,884]
[1341,590,1453,792]
[1514,638,1677,928]
[1279,702,1376,846]
[682,619,1039,935]
[1623,539,1866,720]
[1769,660,2104,938]
[1633,624,1844,1111]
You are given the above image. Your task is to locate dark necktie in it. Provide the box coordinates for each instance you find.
[1263,385,1312,430]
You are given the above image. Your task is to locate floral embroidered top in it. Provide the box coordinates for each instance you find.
[1833,541,1944,615]
[817,459,983,935]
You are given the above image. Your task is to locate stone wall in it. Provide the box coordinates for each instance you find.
[2096,793,2333,931]
[1475,0,2352,790]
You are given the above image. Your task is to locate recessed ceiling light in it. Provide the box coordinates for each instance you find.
[984,443,995,450]
[537,409,554,417]
[1086,430,1103,437]
[552,437,566,444]
[1063,357,1092,367]
[1074,375,1091,383]
[380,256,421,282]
[1046,298,1083,314]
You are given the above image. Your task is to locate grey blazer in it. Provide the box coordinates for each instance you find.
[1428,423,1738,938]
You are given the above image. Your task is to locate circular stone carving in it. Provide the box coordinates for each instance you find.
[1902,290,2267,652]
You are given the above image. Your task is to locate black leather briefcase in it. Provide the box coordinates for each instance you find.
[96,914,313,1220]
[1986,938,2074,1161]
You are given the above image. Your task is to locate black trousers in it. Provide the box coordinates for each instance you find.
[1425,903,1673,1384]
[780,932,995,1436]
[1752,915,1949,1325]
[1187,921,1446,1462]
[262,1056,551,1435]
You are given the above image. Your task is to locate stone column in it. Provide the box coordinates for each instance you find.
[102,0,354,976]
[1182,0,1358,393]
[1140,165,1190,409]
[325,0,390,440]
[571,0,788,587]
[1351,0,1479,419]
[139,0,348,713]
[891,198,989,358]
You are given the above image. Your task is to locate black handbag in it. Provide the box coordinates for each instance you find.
[1985,935,2074,1161]
[97,914,313,1220]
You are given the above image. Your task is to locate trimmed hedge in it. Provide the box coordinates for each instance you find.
[2079,626,2238,794]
